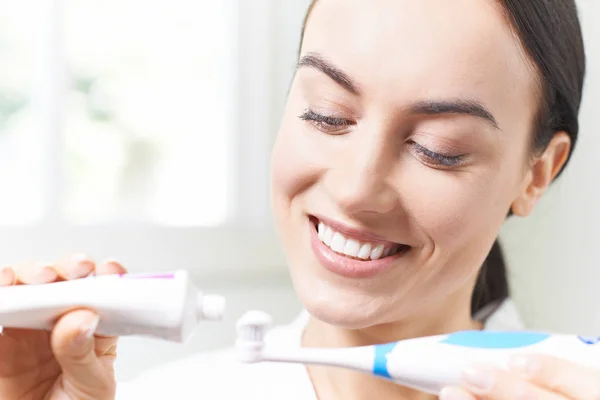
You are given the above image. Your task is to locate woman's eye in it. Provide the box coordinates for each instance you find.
[299,109,354,134]
[411,142,465,168]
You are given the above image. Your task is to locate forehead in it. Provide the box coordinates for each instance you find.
[301,0,539,129]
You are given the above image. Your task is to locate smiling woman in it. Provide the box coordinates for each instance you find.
[291,49,513,313]
[280,0,584,329]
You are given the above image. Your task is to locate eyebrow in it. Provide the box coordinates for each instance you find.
[297,52,360,95]
[297,52,499,130]
[407,100,500,130]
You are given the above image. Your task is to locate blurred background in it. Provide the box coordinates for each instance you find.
[0,0,597,381]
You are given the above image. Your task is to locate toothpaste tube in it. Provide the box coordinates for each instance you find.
[0,270,225,342]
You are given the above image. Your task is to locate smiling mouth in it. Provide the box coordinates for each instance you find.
[311,217,411,261]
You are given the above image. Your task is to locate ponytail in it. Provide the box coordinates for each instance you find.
[471,239,510,316]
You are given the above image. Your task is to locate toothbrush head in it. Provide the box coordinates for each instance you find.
[235,310,272,363]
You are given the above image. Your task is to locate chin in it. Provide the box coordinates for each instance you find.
[292,274,391,329]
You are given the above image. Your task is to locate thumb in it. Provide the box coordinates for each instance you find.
[51,310,115,396]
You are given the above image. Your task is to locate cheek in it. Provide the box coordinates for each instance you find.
[270,137,299,205]
[412,175,497,242]
[270,108,322,219]
[403,156,523,256]
[393,167,514,301]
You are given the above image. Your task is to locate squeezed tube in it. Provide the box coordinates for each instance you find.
[0,270,225,342]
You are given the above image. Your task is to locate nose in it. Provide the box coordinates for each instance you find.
[324,140,398,216]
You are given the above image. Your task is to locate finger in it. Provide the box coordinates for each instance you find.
[12,264,58,285]
[439,386,477,400]
[459,365,567,400]
[96,259,127,276]
[51,310,115,395]
[87,261,124,347]
[508,354,600,399]
[53,253,96,280]
[84,260,127,346]
[87,260,126,344]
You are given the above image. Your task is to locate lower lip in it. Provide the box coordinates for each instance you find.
[309,220,406,279]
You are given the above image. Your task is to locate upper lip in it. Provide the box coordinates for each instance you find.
[312,214,406,247]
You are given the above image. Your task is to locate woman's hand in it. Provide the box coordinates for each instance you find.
[0,254,127,400]
[440,354,600,399]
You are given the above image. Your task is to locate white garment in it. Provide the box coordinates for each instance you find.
[116,300,524,399]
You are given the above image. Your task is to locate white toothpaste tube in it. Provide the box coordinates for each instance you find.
[0,269,225,342]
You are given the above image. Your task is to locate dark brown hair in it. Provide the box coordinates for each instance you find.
[299,0,586,315]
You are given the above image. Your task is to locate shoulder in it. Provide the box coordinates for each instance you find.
[116,314,315,400]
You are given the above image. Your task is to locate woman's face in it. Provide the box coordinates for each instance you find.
[270,0,544,328]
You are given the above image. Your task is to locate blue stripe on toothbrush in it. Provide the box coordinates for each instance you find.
[441,331,551,348]
[373,343,396,378]
[371,331,551,378]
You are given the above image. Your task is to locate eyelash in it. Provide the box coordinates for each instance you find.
[299,109,354,133]
[299,109,465,168]
[411,142,465,167]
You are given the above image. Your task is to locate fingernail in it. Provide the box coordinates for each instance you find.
[102,259,124,273]
[38,266,57,281]
[28,265,57,284]
[73,315,99,346]
[439,387,475,400]
[461,366,496,393]
[69,254,94,278]
[104,345,118,356]
[508,354,540,378]
[99,344,118,366]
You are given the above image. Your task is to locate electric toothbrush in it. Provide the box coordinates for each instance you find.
[235,311,600,395]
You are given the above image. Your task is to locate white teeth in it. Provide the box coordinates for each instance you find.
[370,244,385,260]
[357,243,372,260]
[316,221,403,261]
[342,239,361,258]
[318,222,326,241]
[330,232,346,253]
[323,227,334,246]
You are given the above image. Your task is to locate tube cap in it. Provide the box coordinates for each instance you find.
[197,294,226,321]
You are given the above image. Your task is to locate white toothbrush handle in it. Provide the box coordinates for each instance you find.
[381,333,600,394]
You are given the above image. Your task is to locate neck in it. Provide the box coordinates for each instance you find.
[301,291,482,400]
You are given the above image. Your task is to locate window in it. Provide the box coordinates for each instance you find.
[0,0,44,225]
[0,0,300,278]
[61,0,235,226]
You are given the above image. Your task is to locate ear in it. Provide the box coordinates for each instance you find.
[511,132,571,217]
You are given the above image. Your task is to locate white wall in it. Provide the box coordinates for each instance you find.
[115,0,599,380]
[501,0,600,335]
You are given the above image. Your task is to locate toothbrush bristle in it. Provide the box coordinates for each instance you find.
[235,310,272,363]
